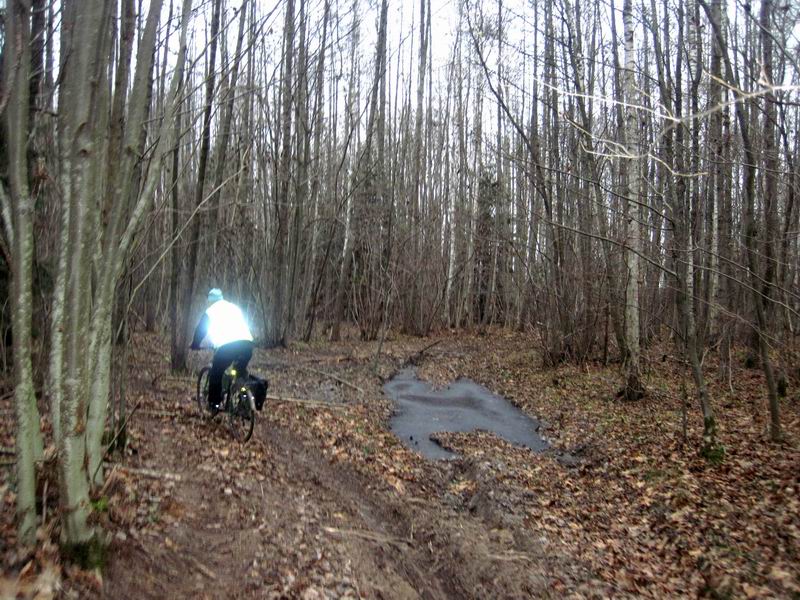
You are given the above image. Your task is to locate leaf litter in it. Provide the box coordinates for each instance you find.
[0,328,797,598]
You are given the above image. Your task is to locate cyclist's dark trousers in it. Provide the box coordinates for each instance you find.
[209,340,254,406]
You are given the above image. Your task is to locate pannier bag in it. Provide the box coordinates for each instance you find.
[248,375,269,410]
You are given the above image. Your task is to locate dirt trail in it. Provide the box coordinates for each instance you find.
[9,331,797,598]
[102,358,558,599]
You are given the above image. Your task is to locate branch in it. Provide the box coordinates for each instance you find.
[0,8,24,116]
[294,366,364,394]
[322,526,411,548]
[466,9,552,217]
[113,466,182,482]
[116,0,194,265]
[403,340,442,367]
[92,396,144,482]
[122,167,246,327]
[265,394,354,409]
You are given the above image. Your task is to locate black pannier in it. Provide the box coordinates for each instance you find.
[248,375,269,410]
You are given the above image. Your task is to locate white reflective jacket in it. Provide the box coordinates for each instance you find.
[205,300,253,348]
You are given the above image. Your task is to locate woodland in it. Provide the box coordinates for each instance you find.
[0,0,798,597]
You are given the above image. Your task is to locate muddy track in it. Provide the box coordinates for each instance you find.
[263,423,556,598]
[103,394,553,599]
[260,425,452,599]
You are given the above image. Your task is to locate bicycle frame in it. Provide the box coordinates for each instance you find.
[223,367,256,412]
[197,364,256,442]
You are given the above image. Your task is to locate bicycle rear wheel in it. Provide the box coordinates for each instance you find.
[227,385,255,442]
[196,367,211,415]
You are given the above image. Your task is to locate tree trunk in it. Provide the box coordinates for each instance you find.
[269,0,295,346]
[330,0,359,342]
[410,0,429,334]
[300,0,330,342]
[622,0,644,400]
[47,0,192,547]
[172,0,222,367]
[2,0,45,547]
[757,0,783,440]
[208,1,249,276]
[699,0,782,441]
[287,0,309,338]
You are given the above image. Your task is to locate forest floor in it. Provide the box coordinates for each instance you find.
[1,328,799,599]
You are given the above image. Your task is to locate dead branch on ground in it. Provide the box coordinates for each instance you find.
[403,340,442,367]
[113,466,183,482]
[266,394,355,409]
[294,365,365,394]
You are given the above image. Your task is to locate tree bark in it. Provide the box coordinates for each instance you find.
[622,0,644,400]
[2,0,45,547]
[756,0,782,440]
[172,0,222,368]
[699,0,782,441]
[269,0,295,346]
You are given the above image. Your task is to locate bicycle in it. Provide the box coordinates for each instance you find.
[196,364,256,442]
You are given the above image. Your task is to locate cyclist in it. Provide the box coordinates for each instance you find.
[190,288,254,414]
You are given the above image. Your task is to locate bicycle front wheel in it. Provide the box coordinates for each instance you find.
[196,367,211,416]
[228,387,255,442]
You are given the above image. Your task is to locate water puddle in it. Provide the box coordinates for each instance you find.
[385,369,549,460]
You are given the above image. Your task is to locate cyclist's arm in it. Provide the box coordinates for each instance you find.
[191,313,210,349]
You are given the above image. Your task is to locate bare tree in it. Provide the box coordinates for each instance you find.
[1,0,45,547]
[621,0,644,400]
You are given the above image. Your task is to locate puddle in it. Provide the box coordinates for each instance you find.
[385,369,549,460]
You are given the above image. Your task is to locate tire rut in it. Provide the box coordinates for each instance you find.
[259,425,452,599]
[104,403,551,599]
